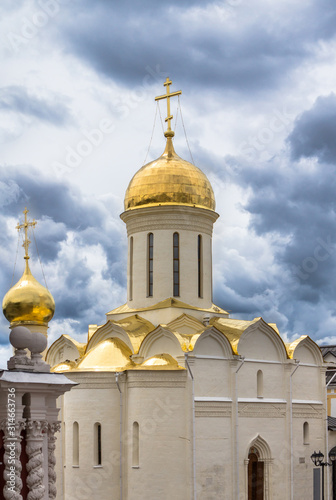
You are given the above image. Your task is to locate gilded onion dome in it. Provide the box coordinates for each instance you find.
[124,77,215,212]
[2,261,55,326]
[124,138,216,211]
[2,207,55,326]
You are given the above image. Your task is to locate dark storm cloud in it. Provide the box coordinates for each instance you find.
[288,93,336,164]
[224,154,336,336]
[213,269,271,316]
[189,110,336,339]
[0,166,125,277]
[0,86,72,126]
[55,259,95,319]
[213,284,261,316]
[0,166,126,335]
[49,0,336,95]
[77,225,127,285]
[0,166,106,235]
[236,159,336,273]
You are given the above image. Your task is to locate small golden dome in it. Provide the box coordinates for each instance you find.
[2,262,55,325]
[51,360,76,373]
[138,354,184,370]
[124,138,215,211]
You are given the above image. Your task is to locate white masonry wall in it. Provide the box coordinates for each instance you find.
[121,205,219,310]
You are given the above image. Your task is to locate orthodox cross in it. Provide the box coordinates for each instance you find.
[155,77,182,138]
[16,207,36,261]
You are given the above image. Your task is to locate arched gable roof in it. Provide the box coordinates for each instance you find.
[209,317,261,355]
[210,317,287,360]
[166,314,205,335]
[86,321,134,354]
[46,334,85,367]
[114,315,155,352]
[193,326,234,357]
[287,336,323,365]
[238,318,288,362]
[86,315,155,355]
[138,326,184,360]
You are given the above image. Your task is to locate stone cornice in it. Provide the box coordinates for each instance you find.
[127,370,187,388]
[120,205,218,236]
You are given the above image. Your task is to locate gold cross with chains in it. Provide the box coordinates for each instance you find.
[155,77,182,138]
[16,207,37,261]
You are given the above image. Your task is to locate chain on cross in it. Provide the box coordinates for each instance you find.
[155,77,182,138]
[16,207,37,261]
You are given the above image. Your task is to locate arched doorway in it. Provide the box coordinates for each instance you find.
[248,447,264,500]
[245,435,272,500]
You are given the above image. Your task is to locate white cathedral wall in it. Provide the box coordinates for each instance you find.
[292,365,323,402]
[122,205,217,310]
[55,370,191,500]
[51,327,327,500]
[56,373,122,500]
[292,414,324,499]
[195,416,233,498]
[126,371,190,500]
[236,361,286,401]
[128,228,213,308]
[237,414,288,499]
[193,357,232,398]
[52,365,328,500]
[193,402,325,500]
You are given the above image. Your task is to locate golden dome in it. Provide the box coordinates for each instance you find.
[138,354,184,370]
[2,262,55,325]
[124,138,215,211]
[51,360,76,373]
[76,338,135,371]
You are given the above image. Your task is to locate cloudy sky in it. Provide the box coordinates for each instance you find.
[1,0,336,368]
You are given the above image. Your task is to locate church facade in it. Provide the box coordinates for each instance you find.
[4,80,328,499]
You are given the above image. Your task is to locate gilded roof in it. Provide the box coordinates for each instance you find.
[107,297,229,316]
[124,138,215,212]
[48,316,267,372]
[49,313,322,373]
[76,338,135,372]
[86,315,155,355]
[138,354,184,370]
[286,336,306,359]
[209,317,260,355]
[209,317,281,355]
[61,335,86,356]
[51,360,77,373]
[113,315,155,353]
[2,262,55,325]
[285,335,323,360]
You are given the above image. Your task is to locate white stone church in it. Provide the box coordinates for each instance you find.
[2,80,329,499]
